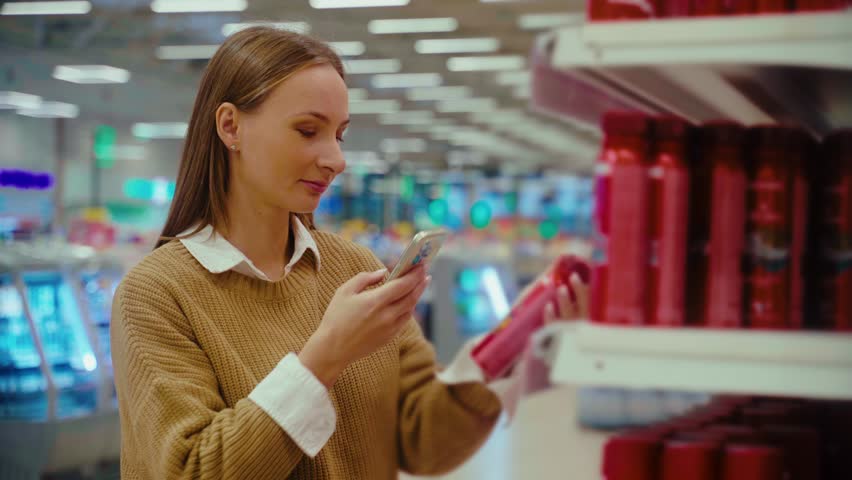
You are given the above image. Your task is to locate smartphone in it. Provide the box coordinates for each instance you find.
[386,229,449,281]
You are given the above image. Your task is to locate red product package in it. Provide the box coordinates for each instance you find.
[471,255,590,381]
[745,126,796,330]
[722,444,784,480]
[788,130,816,329]
[818,130,852,331]
[703,122,748,328]
[661,439,720,480]
[795,0,846,11]
[602,434,661,480]
[604,112,652,325]
[591,128,614,324]
[648,117,692,327]
[588,0,657,21]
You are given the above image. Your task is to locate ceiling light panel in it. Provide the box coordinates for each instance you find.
[311,0,410,7]
[1,1,91,15]
[405,86,472,101]
[436,98,498,113]
[132,122,188,139]
[348,88,368,101]
[517,13,583,30]
[495,70,531,86]
[151,0,247,13]
[368,18,458,34]
[17,101,79,119]
[378,111,434,125]
[0,91,42,109]
[348,99,400,114]
[414,38,500,54]
[329,41,366,57]
[222,21,310,36]
[371,73,442,89]
[344,59,401,74]
[156,45,219,60]
[513,84,532,99]
[52,65,131,84]
[447,55,526,72]
[380,138,427,153]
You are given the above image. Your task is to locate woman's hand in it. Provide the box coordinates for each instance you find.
[300,265,429,388]
[515,271,590,325]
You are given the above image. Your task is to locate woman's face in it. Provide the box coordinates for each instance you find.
[229,63,348,214]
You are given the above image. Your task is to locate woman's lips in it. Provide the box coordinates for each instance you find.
[300,180,328,194]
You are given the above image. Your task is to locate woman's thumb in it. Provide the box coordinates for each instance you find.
[346,268,388,293]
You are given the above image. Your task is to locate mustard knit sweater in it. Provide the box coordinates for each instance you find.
[110,230,501,479]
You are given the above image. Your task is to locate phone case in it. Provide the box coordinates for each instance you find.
[387,230,448,280]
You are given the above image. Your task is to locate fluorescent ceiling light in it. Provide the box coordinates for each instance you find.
[513,84,532,99]
[52,65,130,84]
[405,120,454,133]
[222,21,310,36]
[380,138,427,153]
[348,99,400,114]
[437,98,498,113]
[371,73,442,89]
[415,38,499,54]
[17,101,79,119]
[368,18,458,34]
[379,111,434,125]
[311,0,409,7]
[518,13,583,30]
[112,145,148,161]
[0,91,42,109]
[151,0,247,13]
[1,1,91,15]
[156,45,219,60]
[348,88,368,101]
[345,59,401,74]
[132,122,188,139]
[406,86,471,101]
[495,70,530,86]
[329,41,366,57]
[469,109,526,124]
[447,55,525,72]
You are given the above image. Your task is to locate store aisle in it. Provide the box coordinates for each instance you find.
[401,386,607,480]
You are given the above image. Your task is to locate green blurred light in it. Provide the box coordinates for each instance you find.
[504,192,517,213]
[94,125,117,168]
[545,205,563,221]
[470,200,492,229]
[400,175,415,201]
[428,199,448,225]
[459,269,480,293]
[123,178,152,200]
[539,219,559,240]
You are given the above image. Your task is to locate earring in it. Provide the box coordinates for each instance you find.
[230,144,237,151]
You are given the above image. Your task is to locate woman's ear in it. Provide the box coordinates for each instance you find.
[215,102,240,151]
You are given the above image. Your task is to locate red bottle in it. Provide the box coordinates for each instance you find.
[602,434,661,480]
[703,123,748,329]
[788,130,815,330]
[661,439,720,480]
[722,444,784,480]
[819,130,852,331]
[648,117,691,327]
[604,112,651,325]
[591,123,614,324]
[746,126,795,330]
[471,255,590,381]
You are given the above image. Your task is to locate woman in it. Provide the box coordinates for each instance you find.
[111,27,587,479]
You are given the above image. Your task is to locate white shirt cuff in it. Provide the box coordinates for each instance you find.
[248,353,336,457]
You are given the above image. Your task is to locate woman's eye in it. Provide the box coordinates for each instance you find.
[336,136,345,144]
[297,129,316,138]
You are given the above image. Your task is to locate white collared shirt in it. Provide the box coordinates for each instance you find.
[179,219,524,458]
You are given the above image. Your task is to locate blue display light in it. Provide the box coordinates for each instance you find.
[0,169,54,190]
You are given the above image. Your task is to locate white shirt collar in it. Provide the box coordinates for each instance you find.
[179,216,321,282]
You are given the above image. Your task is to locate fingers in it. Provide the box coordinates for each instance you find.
[387,275,430,320]
[543,302,557,324]
[570,272,590,319]
[556,285,575,320]
[346,268,389,293]
[370,265,426,304]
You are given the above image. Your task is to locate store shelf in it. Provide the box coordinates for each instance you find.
[549,322,852,400]
[533,11,852,135]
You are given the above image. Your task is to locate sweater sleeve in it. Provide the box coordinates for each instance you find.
[396,319,502,476]
[110,273,307,479]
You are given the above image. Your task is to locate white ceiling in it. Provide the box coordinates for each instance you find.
[0,0,599,172]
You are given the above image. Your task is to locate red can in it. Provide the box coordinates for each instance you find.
[588,0,657,21]
[746,126,796,330]
[660,0,693,16]
[703,122,748,329]
[788,130,815,330]
[591,124,614,324]
[722,444,784,480]
[819,130,852,331]
[693,0,753,14]
[661,439,720,480]
[602,434,661,480]
[761,425,821,480]
[754,0,787,12]
[604,112,652,325]
[648,117,692,326]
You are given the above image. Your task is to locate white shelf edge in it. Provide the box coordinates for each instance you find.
[550,322,852,400]
[552,11,852,69]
